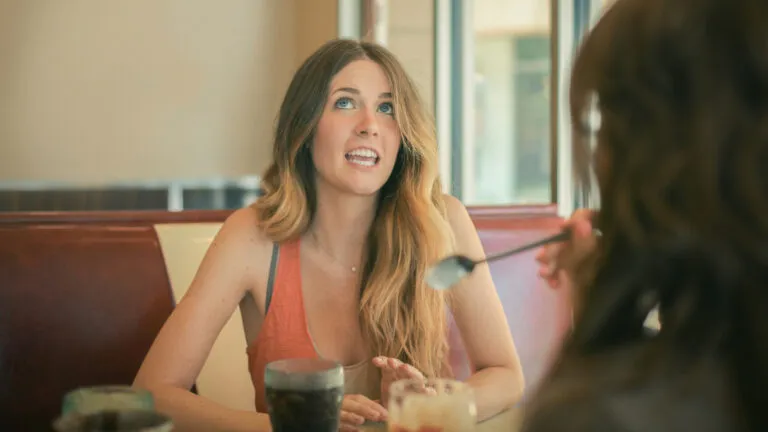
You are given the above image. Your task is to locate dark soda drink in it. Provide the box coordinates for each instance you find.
[264,358,345,432]
[265,386,344,432]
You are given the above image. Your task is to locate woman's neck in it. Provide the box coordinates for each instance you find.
[307,186,378,271]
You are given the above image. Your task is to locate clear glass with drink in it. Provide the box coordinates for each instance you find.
[53,410,173,432]
[61,386,155,416]
[388,378,477,432]
[55,385,171,431]
[264,358,345,432]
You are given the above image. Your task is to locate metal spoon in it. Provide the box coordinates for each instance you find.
[425,227,601,290]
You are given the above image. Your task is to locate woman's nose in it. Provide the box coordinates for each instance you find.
[355,109,379,137]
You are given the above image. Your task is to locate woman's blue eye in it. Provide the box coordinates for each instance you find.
[378,102,394,115]
[334,97,354,109]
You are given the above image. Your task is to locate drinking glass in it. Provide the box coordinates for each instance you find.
[53,410,173,432]
[61,386,155,416]
[264,358,345,432]
[388,378,477,432]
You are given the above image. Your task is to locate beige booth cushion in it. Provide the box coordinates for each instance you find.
[154,222,255,412]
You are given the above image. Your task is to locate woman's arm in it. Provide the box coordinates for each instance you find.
[442,195,526,422]
[133,208,272,432]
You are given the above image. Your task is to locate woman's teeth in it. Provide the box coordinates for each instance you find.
[345,149,379,167]
[346,155,377,167]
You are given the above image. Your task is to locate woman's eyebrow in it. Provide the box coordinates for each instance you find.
[331,87,392,99]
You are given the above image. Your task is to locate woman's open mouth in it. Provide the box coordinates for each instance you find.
[345,148,380,167]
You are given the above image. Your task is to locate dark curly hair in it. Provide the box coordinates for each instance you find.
[522,0,768,430]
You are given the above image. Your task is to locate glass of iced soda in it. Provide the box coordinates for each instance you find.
[264,358,344,432]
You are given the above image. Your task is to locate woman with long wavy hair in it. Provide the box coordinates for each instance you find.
[134,39,524,431]
[529,0,768,430]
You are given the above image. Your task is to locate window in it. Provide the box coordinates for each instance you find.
[473,33,551,205]
[433,0,554,207]
[431,0,615,213]
[470,2,552,206]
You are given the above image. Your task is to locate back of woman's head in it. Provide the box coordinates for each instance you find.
[524,0,768,430]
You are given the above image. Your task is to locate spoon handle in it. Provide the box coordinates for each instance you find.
[480,230,572,264]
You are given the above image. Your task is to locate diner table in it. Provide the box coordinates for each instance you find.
[360,405,523,431]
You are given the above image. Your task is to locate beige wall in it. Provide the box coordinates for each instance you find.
[0,0,336,185]
[296,1,339,68]
[386,0,434,113]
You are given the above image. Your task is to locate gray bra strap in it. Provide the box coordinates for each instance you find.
[264,243,279,314]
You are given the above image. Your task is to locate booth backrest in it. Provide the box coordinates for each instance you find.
[153,222,256,413]
[474,214,570,390]
[0,211,229,430]
[0,223,175,430]
[0,207,567,430]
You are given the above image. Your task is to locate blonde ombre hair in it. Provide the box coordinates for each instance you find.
[253,39,454,378]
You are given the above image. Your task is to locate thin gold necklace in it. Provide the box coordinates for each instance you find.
[310,231,360,273]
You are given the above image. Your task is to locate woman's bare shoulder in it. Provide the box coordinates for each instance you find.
[221,206,273,250]
[441,193,465,216]
[201,206,274,287]
[439,193,479,251]
[440,194,472,233]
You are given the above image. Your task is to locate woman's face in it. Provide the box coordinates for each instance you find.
[311,59,401,197]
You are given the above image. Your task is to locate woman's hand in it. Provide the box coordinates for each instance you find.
[535,209,598,291]
[373,356,425,409]
[340,394,388,431]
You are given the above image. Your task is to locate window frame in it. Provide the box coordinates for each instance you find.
[434,0,590,218]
